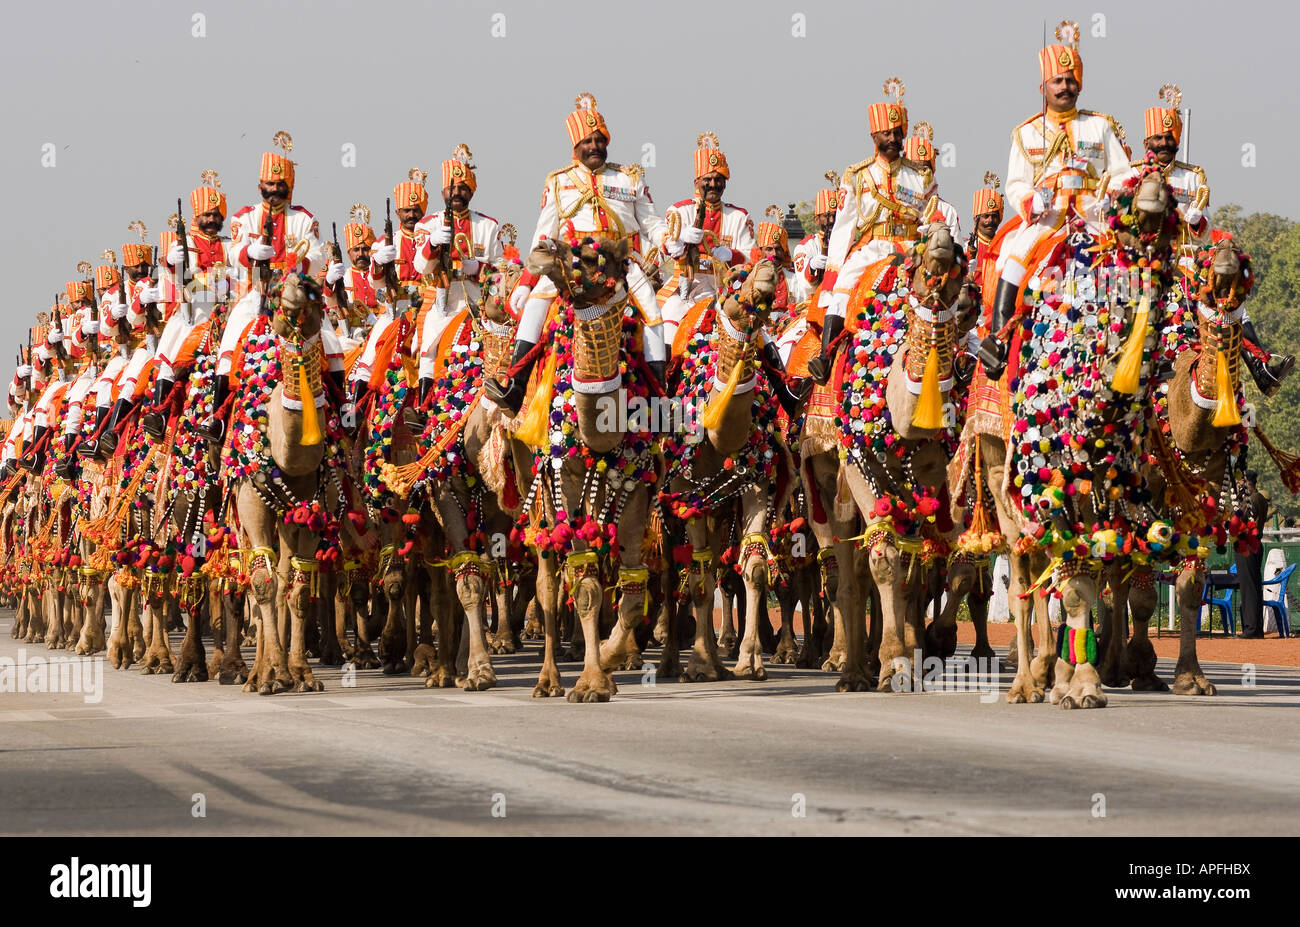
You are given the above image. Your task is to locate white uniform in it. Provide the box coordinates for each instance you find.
[413,209,502,380]
[520,160,668,360]
[825,155,937,316]
[997,109,1136,284]
[155,233,234,380]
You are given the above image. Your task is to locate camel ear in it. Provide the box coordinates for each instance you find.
[612,238,629,263]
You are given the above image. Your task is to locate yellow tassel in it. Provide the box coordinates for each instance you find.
[1111,294,1149,394]
[1211,350,1241,427]
[699,360,743,431]
[297,358,322,446]
[514,350,558,449]
[911,344,945,429]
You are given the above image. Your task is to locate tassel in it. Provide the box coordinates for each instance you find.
[297,358,322,447]
[699,359,743,431]
[379,394,480,500]
[1211,350,1241,427]
[911,343,945,429]
[1111,293,1149,394]
[1252,424,1300,494]
[514,349,558,449]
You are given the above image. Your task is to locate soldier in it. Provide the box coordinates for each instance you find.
[56,275,102,470]
[791,172,839,305]
[978,21,1136,379]
[1140,85,1292,394]
[967,172,1005,295]
[486,93,668,412]
[748,209,813,418]
[142,173,235,439]
[23,310,77,471]
[323,205,379,354]
[207,134,329,439]
[659,132,755,346]
[808,77,941,384]
[904,122,962,242]
[412,145,502,401]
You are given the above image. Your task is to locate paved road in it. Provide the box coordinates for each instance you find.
[2,611,1298,836]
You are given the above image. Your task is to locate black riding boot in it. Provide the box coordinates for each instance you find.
[76,410,106,458]
[807,314,845,385]
[141,378,173,441]
[1241,318,1294,398]
[54,434,79,479]
[95,397,134,459]
[20,425,48,471]
[484,340,538,415]
[977,279,1019,381]
[199,376,231,442]
[762,341,812,417]
[403,377,434,429]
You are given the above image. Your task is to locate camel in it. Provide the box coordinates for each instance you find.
[657,259,800,682]
[979,166,1179,708]
[802,225,977,691]
[501,235,658,702]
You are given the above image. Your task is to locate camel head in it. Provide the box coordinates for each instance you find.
[1132,170,1173,237]
[1198,234,1251,309]
[1111,164,1178,251]
[526,235,630,309]
[908,225,966,310]
[718,259,779,337]
[271,272,323,342]
[481,261,525,327]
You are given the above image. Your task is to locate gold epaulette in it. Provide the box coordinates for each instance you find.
[1079,108,1122,137]
[843,158,872,180]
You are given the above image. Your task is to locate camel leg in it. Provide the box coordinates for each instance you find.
[925,561,971,660]
[172,591,209,683]
[218,589,249,684]
[75,582,107,655]
[450,559,496,690]
[410,565,438,677]
[379,555,409,676]
[106,578,131,669]
[1124,574,1167,691]
[733,487,773,680]
[1005,552,1045,703]
[681,521,731,683]
[1172,567,1216,696]
[403,561,420,673]
[968,567,995,662]
[566,557,616,703]
[488,559,519,654]
[717,574,738,652]
[126,588,146,662]
[771,572,800,665]
[597,490,649,673]
[531,554,565,697]
[282,526,323,693]
[1050,573,1107,709]
[66,586,86,653]
[870,540,917,692]
[141,589,177,676]
[1097,562,1132,688]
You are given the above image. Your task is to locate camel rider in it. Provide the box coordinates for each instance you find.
[206,140,334,440]
[791,175,839,305]
[807,78,941,384]
[748,210,813,418]
[341,170,440,427]
[904,122,962,242]
[142,175,235,440]
[967,173,1005,297]
[5,320,52,474]
[659,132,755,347]
[22,311,77,471]
[323,206,379,354]
[55,278,102,474]
[978,22,1137,380]
[1139,87,1292,395]
[485,92,669,413]
[411,146,502,407]
[78,236,157,460]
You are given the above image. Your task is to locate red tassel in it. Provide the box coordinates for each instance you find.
[1252,425,1300,493]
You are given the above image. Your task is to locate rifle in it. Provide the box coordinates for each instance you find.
[25,327,32,391]
[383,197,400,306]
[50,297,68,363]
[678,193,706,300]
[441,194,455,279]
[115,263,132,348]
[175,199,192,324]
[258,204,275,297]
[331,222,350,315]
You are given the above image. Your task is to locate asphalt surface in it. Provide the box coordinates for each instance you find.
[2,609,1298,836]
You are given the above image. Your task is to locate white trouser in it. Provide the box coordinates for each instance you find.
[155,299,214,380]
[348,313,395,386]
[417,282,480,381]
[826,239,907,318]
[93,355,129,408]
[62,369,98,435]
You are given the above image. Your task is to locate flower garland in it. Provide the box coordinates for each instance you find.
[411,317,484,488]
[169,341,217,500]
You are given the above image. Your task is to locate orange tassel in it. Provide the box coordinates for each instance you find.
[1252,425,1300,494]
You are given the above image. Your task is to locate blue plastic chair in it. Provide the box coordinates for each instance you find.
[1262,563,1295,638]
[1200,564,1236,635]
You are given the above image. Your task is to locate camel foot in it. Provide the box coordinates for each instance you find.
[717,629,737,652]
[566,668,617,703]
[680,650,733,683]
[522,620,544,641]
[771,638,798,665]
[1056,662,1108,710]
[1006,672,1045,704]
[656,649,681,679]
[733,646,768,681]
[1097,661,1130,689]
[456,659,497,692]
[347,644,381,670]
[424,664,457,689]
[599,640,643,672]
[924,621,957,660]
[821,645,847,673]
[1030,652,1056,691]
[969,641,997,663]
[532,663,565,698]
[172,659,209,683]
[1172,672,1217,696]
[836,667,873,692]
[411,643,437,677]
[382,658,410,676]
[488,631,518,655]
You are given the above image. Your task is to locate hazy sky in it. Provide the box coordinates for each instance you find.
[2,0,1294,354]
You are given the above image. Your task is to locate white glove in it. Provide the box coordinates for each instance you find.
[427,224,453,247]
[1030,191,1047,218]
[710,246,732,263]
[46,329,63,345]
[817,289,833,309]
[371,243,398,265]
[459,258,480,277]
[1184,206,1204,228]
[325,262,345,285]
[16,364,31,378]
[138,285,159,305]
[246,242,276,262]
[826,291,849,318]
[36,346,51,362]
[110,302,128,321]
[81,320,99,337]
[665,241,685,259]
[166,243,185,267]
[508,283,533,314]
[679,225,705,245]
[809,253,828,271]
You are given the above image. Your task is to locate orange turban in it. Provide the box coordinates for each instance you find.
[190,184,227,218]
[66,280,94,303]
[693,132,730,180]
[121,242,153,266]
[1040,21,1082,84]
[259,152,295,191]
[566,92,611,147]
[441,147,478,192]
[344,223,375,249]
[393,178,429,213]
